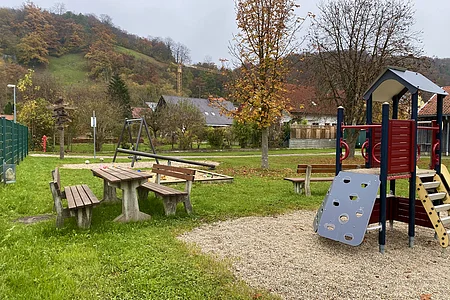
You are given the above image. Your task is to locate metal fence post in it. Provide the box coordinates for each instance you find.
[1,117,5,163]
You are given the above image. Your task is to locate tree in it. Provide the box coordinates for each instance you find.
[107,73,132,119]
[310,0,421,157]
[17,98,55,150]
[15,3,57,66]
[160,102,205,150]
[16,32,49,65]
[71,85,122,151]
[226,0,305,168]
[50,2,66,15]
[3,102,13,114]
[84,24,119,81]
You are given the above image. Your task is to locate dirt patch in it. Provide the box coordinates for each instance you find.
[15,214,53,224]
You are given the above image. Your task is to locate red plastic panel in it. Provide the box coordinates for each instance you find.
[387,120,415,174]
[371,125,382,167]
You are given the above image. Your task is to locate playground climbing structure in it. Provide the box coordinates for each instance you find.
[314,67,450,253]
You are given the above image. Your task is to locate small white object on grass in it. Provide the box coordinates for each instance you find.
[100,158,104,162]
[85,160,90,164]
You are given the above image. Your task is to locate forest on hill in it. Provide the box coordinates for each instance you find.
[0,2,227,109]
[2,3,450,110]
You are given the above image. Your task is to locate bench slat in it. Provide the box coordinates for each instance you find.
[72,186,85,208]
[141,182,187,196]
[297,164,361,168]
[65,186,78,209]
[81,184,100,205]
[155,168,194,181]
[152,164,195,181]
[284,177,334,182]
[297,164,362,174]
[153,164,195,175]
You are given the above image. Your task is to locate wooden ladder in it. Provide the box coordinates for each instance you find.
[416,171,450,248]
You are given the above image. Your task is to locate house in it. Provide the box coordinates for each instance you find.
[145,102,157,111]
[285,85,337,125]
[0,114,14,121]
[157,95,235,127]
[284,85,338,149]
[418,86,450,155]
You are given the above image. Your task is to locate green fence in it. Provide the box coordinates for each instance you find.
[0,117,28,176]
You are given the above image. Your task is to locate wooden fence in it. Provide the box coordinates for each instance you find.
[0,117,28,176]
[290,124,337,139]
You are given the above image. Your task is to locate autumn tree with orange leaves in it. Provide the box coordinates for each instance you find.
[227,0,306,169]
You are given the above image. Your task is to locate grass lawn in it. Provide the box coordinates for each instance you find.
[115,46,167,69]
[48,53,89,86]
[61,142,335,156]
[2,150,440,298]
[0,152,333,299]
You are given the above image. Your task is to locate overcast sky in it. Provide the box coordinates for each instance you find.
[2,0,450,65]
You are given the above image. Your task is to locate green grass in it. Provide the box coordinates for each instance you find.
[0,153,325,299]
[115,46,167,69]
[4,151,436,298]
[48,53,89,85]
[57,142,335,157]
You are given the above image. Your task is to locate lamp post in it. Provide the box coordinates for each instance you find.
[6,84,16,123]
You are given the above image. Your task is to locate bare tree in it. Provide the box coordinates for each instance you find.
[173,42,191,65]
[310,0,422,156]
[51,2,66,15]
[100,14,113,26]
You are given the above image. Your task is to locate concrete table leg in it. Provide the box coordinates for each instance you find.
[113,180,151,222]
[102,179,120,203]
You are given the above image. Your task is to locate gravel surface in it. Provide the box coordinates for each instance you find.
[179,210,450,299]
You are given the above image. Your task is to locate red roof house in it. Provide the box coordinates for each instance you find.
[419,86,450,117]
[285,84,337,125]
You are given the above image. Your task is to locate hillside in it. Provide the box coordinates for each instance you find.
[1,3,450,112]
[47,53,88,85]
[0,3,227,107]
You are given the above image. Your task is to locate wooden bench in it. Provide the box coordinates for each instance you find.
[138,164,196,216]
[284,164,363,196]
[49,168,100,229]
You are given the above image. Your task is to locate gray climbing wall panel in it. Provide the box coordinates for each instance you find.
[314,171,380,246]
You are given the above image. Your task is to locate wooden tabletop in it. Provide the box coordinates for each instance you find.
[91,167,152,183]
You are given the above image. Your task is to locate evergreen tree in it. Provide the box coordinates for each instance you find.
[107,73,132,119]
[3,102,13,114]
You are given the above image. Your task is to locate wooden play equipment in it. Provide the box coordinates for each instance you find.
[314,67,449,253]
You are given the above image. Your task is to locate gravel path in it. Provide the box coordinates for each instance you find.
[179,210,450,299]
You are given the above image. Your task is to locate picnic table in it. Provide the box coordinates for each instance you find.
[91,166,152,222]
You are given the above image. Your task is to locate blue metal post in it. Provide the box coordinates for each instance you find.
[436,94,444,174]
[336,106,344,175]
[379,102,389,253]
[366,95,373,168]
[409,92,419,248]
[391,96,399,195]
